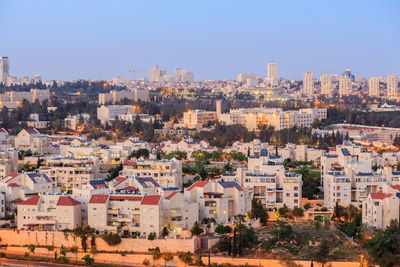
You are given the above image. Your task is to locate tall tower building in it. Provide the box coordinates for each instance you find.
[320,73,332,97]
[339,75,350,97]
[302,71,314,96]
[216,100,222,121]
[267,62,278,86]
[387,74,398,99]
[368,77,380,97]
[0,57,10,84]
[149,65,166,82]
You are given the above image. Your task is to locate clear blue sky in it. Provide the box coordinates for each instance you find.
[1,0,399,81]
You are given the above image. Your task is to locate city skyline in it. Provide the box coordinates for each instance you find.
[1,0,399,81]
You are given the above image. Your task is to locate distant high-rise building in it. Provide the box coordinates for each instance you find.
[339,75,350,97]
[0,57,10,84]
[368,77,380,97]
[342,69,355,81]
[149,65,166,82]
[174,68,194,83]
[302,71,314,96]
[267,62,278,86]
[387,74,399,99]
[237,73,257,83]
[320,73,332,97]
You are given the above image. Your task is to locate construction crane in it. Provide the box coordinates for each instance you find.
[129,69,145,80]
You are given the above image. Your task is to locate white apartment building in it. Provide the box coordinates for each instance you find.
[339,75,351,97]
[237,73,257,84]
[219,107,327,131]
[0,172,57,215]
[267,62,278,86]
[163,191,198,232]
[121,158,183,188]
[387,74,398,99]
[0,148,18,178]
[321,141,400,208]
[38,156,100,193]
[277,143,325,162]
[174,68,194,83]
[182,110,217,129]
[98,89,149,105]
[108,176,161,195]
[97,105,132,123]
[362,185,400,230]
[222,149,302,209]
[224,139,268,157]
[369,77,380,97]
[14,128,51,154]
[302,71,314,97]
[320,73,332,97]
[64,114,90,130]
[72,179,110,226]
[17,194,81,231]
[88,194,162,236]
[184,180,250,224]
[160,137,216,159]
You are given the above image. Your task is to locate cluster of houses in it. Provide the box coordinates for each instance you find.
[0,125,398,239]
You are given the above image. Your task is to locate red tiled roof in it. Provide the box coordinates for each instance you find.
[165,191,178,200]
[89,194,109,204]
[141,195,161,205]
[110,195,142,201]
[123,160,137,166]
[391,185,400,191]
[7,183,20,188]
[371,190,393,200]
[187,180,208,191]
[11,198,22,203]
[57,196,80,206]
[5,173,20,183]
[113,176,128,186]
[19,195,40,205]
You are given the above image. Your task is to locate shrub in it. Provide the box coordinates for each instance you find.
[101,232,121,246]
[148,232,157,240]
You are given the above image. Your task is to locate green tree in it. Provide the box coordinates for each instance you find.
[314,240,329,267]
[250,199,269,225]
[292,207,304,217]
[215,224,232,235]
[149,247,161,266]
[178,251,193,267]
[162,226,169,238]
[28,244,35,254]
[190,221,204,236]
[82,254,95,266]
[366,220,400,267]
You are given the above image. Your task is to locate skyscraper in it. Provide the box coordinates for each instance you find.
[368,77,380,97]
[174,68,194,83]
[267,62,278,86]
[339,75,350,97]
[320,73,332,97]
[387,74,399,99]
[0,57,10,84]
[302,71,314,96]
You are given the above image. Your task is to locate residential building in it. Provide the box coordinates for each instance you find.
[0,149,18,178]
[222,149,302,209]
[369,77,380,97]
[339,75,350,97]
[302,71,314,97]
[267,62,278,86]
[362,185,400,229]
[0,172,57,215]
[184,180,250,224]
[121,158,182,188]
[174,68,194,83]
[17,194,81,231]
[320,73,332,97]
[38,156,100,193]
[182,110,217,129]
[387,74,398,99]
[88,194,162,236]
